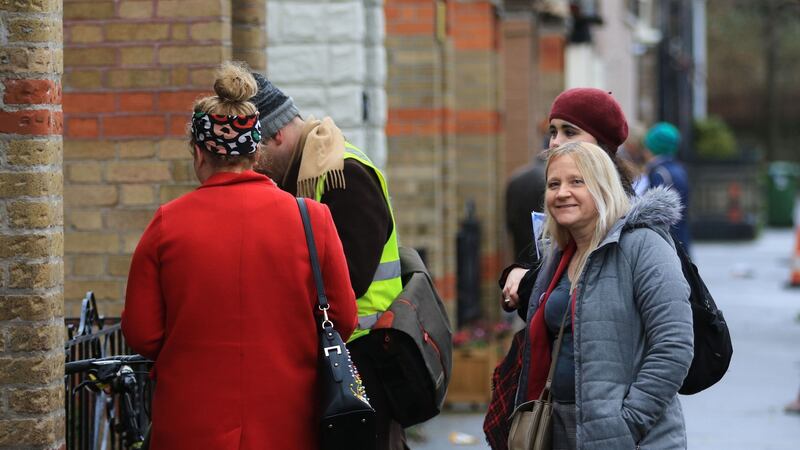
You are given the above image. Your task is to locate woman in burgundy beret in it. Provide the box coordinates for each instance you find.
[501,87,633,310]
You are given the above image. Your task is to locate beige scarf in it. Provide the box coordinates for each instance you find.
[293,116,346,198]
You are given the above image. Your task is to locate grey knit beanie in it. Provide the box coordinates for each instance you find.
[250,73,300,137]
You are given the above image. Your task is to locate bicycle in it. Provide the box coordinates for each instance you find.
[65,354,153,450]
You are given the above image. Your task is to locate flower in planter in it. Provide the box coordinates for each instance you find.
[453,320,514,348]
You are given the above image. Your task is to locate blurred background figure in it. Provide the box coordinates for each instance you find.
[644,122,692,253]
[504,151,546,265]
[619,123,650,196]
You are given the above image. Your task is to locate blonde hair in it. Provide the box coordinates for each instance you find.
[193,61,257,115]
[543,142,630,289]
[190,61,258,166]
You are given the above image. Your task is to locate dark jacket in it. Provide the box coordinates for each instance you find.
[505,156,546,264]
[281,156,392,298]
[647,155,691,252]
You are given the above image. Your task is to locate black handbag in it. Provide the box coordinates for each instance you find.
[296,198,377,450]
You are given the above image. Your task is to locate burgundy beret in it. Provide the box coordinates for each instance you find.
[548,88,629,152]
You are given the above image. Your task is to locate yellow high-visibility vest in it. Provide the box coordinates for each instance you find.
[314,142,402,342]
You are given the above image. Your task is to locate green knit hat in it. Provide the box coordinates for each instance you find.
[645,122,681,156]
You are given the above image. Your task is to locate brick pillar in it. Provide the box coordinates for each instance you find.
[385,0,456,308]
[449,0,502,318]
[232,0,266,71]
[501,14,535,178]
[536,25,566,127]
[62,0,235,316]
[0,1,65,449]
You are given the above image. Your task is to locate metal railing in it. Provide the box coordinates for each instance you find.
[64,292,152,450]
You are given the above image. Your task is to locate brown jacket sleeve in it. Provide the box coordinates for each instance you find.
[321,159,392,299]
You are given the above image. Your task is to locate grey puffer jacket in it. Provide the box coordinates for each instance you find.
[516,186,694,449]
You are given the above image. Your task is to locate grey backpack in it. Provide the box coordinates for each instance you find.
[365,247,453,427]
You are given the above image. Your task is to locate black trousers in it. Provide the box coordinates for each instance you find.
[349,337,410,450]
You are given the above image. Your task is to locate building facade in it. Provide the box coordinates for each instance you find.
[0,2,668,445]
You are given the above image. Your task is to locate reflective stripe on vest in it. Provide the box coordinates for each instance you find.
[314,142,403,342]
[358,313,382,330]
[373,260,401,282]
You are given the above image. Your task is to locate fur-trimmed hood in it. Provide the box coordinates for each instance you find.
[601,185,683,246]
[622,185,683,230]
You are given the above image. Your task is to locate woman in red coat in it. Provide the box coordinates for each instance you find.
[121,62,357,450]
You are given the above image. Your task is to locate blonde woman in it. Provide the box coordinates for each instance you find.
[514,142,693,449]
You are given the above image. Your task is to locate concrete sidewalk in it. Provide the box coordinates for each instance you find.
[409,228,800,450]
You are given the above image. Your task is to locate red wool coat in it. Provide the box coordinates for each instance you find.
[122,171,357,450]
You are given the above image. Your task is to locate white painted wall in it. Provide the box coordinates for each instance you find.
[594,0,639,124]
[266,0,388,167]
[564,0,639,125]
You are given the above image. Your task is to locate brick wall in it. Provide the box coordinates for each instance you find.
[501,15,534,179]
[232,0,267,71]
[385,0,504,320]
[449,0,502,317]
[385,0,455,305]
[61,0,263,316]
[0,1,65,448]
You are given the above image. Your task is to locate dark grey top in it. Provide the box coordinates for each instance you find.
[544,273,575,402]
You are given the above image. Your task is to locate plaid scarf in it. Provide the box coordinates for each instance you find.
[483,328,527,449]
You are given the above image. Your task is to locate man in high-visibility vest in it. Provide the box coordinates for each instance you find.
[250,74,407,449]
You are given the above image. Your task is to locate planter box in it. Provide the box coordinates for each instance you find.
[445,347,498,406]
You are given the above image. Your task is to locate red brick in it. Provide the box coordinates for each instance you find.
[104,114,166,137]
[119,93,154,112]
[450,1,493,16]
[62,93,115,114]
[387,0,434,3]
[389,108,444,122]
[386,5,400,20]
[539,35,565,73]
[0,110,62,135]
[65,117,99,138]
[433,273,455,303]
[386,122,441,136]
[453,30,495,50]
[386,107,445,136]
[481,251,501,281]
[455,110,500,134]
[168,115,189,136]
[3,80,60,105]
[387,22,434,36]
[386,3,435,26]
[158,91,208,112]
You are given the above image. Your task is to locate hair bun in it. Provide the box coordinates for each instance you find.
[213,61,257,103]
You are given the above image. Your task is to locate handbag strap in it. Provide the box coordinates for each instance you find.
[540,289,573,402]
[296,198,332,326]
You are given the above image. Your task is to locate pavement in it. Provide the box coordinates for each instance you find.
[407,227,800,450]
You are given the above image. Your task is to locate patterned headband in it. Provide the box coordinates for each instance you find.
[191,112,262,156]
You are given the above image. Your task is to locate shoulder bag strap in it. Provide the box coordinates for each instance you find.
[296,198,331,321]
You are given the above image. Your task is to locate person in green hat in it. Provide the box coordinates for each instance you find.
[644,122,691,252]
